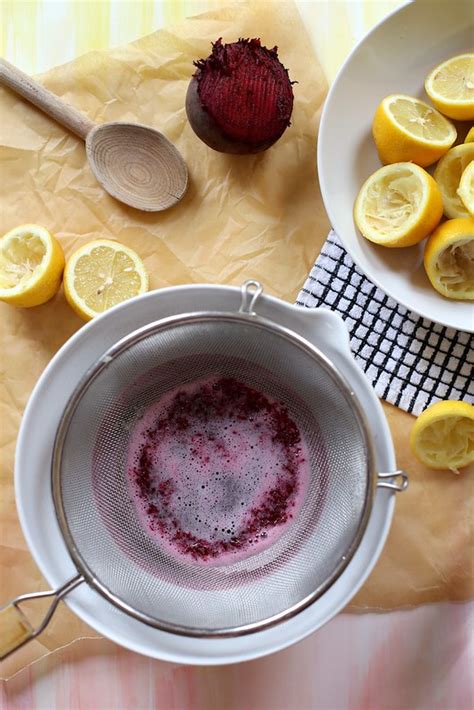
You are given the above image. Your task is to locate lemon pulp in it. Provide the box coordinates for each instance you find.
[415,415,473,471]
[436,238,474,294]
[424,218,474,300]
[64,239,148,320]
[430,57,474,100]
[390,97,453,142]
[425,54,474,120]
[410,400,474,473]
[72,245,145,313]
[363,169,422,234]
[0,224,65,307]
[434,144,474,219]
[355,163,443,247]
[458,161,474,216]
[0,232,46,290]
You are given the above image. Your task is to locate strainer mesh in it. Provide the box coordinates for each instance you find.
[54,316,371,634]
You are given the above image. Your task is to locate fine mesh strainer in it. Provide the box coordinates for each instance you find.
[0,281,407,659]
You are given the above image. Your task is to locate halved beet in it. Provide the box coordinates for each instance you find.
[186,38,294,154]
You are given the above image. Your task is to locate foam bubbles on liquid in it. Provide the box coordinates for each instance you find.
[126,376,310,566]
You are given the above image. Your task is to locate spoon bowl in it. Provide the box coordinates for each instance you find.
[86,122,188,211]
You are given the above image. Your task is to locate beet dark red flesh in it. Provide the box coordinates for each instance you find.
[186,38,294,154]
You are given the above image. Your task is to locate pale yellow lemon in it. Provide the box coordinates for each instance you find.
[425,54,474,121]
[458,161,474,216]
[423,217,474,300]
[410,400,474,473]
[372,94,456,167]
[64,239,148,321]
[354,163,443,247]
[0,224,65,307]
[434,143,474,218]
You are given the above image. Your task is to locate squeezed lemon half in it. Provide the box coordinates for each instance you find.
[458,161,474,216]
[354,162,443,247]
[0,224,65,307]
[423,218,474,300]
[434,143,474,219]
[64,239,148,320]
[410,400,474,473]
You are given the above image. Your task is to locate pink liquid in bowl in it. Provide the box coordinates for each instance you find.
[127,376,310,566]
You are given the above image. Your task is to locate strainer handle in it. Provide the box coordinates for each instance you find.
[0,574,83,660]
[377,470,409,492]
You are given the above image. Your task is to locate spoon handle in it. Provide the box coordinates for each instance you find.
[0,58,95,141]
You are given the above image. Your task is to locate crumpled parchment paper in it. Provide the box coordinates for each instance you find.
[0,0,472,679]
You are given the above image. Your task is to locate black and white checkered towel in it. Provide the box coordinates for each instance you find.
[296,231,474,416]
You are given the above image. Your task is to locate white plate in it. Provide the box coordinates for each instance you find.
[16,287,397,664]
[318,0,474,332]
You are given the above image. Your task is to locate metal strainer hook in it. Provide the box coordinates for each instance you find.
[239,280,263,316]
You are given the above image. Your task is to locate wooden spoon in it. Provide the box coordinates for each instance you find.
[0,59,188,212]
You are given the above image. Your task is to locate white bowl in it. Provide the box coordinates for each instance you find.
[318,0,473,332]
[16,286,398,664]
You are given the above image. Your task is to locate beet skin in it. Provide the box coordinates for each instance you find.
[186,38,294,154]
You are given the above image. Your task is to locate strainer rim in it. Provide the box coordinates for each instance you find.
[52,310,376,637]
